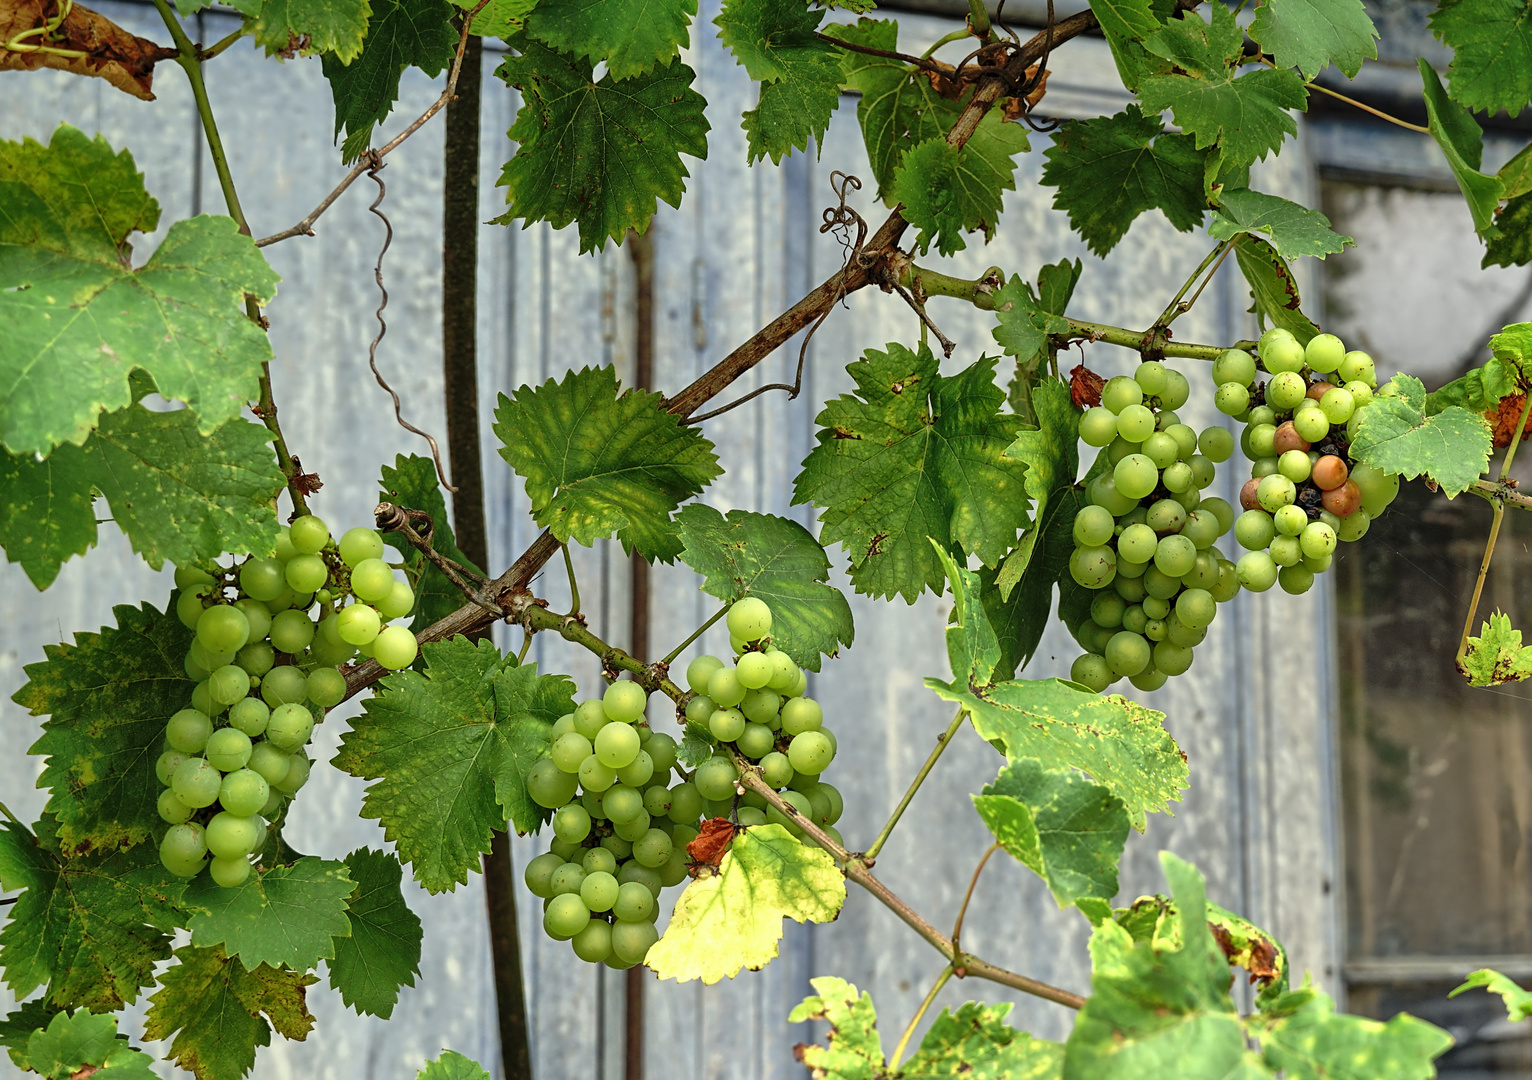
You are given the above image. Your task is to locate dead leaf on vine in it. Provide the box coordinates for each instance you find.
[1070,364,1103,409]
[1210,921,1281,985]
[1002,65,1049,119]
[1487,392,1532,448]
[686,817,739,876]
[0,0,174,100]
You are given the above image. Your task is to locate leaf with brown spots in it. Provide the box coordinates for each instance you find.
[0,0,173,100]
[685,817,740,875]
[1069,364,1104,409]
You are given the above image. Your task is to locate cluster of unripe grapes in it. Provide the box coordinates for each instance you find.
[1215,330,1400,594]
[520,598,843,968]
[158,515,419,887]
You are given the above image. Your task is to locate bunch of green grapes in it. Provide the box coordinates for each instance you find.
[1068,361,1243,692]
[158,515,420,887]
[1213,331,1400,595]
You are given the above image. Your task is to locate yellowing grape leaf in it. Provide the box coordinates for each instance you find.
[646,824,844,984]
[1251,987,1452,1079]
[248,0,373,61]
[1350,373,1492,498]
[1451,968,1532,1021]
[1459,611,1532,686]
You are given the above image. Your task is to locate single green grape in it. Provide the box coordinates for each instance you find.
[707,666,747,708]
[372,625,418,670]
[261,665,308,706]
[1101,375,1143,414]
[594,722,642,769]
[544,894,591,940]
[1269,535,1303,567]
[266,703,314,752]
[686,655,725,695]
[787,731,833,775]
[781,696,823,736]
[219,769,270,817]
[1070,653,1113,692]
[339,527,385,567]
[1267,371,1308,410]
[289,515,330,555]
[726,597,772,641]
[166,709,214,754]
[172,757,222,809]
[198,605,250,655]
[210,856,252,888]
[284,554,328,594]
[206,811,263,859]
[612,881,656,923]
[709,707,747,742]
[160,823,208,878]
[1305,333,1345,373]
[1212,348,1257,386]
[523,852,564,898]
[1279,564,1315,594]
[158,788,195,824]
[695,757,739,801]
[1079,406,1118,447]
[336,603,381,646]
[760,753,794,789]
[552,804,593,844]
[735,651,773,690]
[206,727,253,772]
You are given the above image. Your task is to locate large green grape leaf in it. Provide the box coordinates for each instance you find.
[715,0,842,164]
[1231,234,1320,344]
[1251,987,1452,1079]
[180,858,354,971]
[335,637,574,892]
[0,822,183,1013]
[991,275,1070,376]
[675,504,854,671]
[418,1051,493,1080]
[326,848,422,1018]
[1451,968,1532,1021]
[1208,189,1352,259]
[646,824,845,984]
[526,0,693,80]
[932,542,1002,692]
[0,441,94,591]
[321,0,457,163]
[14,600,194,855]
[793,344,1031,603]
[1419,59,1505,239]
[1248,0,1376,78]
[494,41,710,253]
[1064,854,1259,1080]
[494,366,720,561]
[926,677,1186,830]
[248,0,372,61]
[1136,5,1307,168]
[1430,0,1532,118]
[891,117,1031,256]
[145,944,317,1080]
[1040,106,1208,256]
[1459,611,1532,685]
[9,1009,156,1080]
[450,0,535,37]
[0,126,279,457]
[378,454,484,631]
[1350,374,1492,497]
[973,758,1129,920]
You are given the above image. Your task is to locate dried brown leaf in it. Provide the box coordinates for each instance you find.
[0,0,174,100]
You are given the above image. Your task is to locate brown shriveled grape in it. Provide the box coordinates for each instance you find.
[1306,380,1336,401]
[1274,421,1311,454]
[1240,478,1262,511]
[1312,455,1349,491]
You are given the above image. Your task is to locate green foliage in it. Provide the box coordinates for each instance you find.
[893,126,1030,256]
[1040,106,1208,256]
[933,543,1002,691]
[336,637,575,891]
[1429,0,1532,118]
[526,0,694,81]
[0,126,279,457]
[1252,987,1452,1078]
[675,504,854,671]
[788,977,884,1077]
[1450,968,1532,1021]
[494,41,710,252]
[8,1009,155,1080]
[1248,0,1377,78]
[145,944,317,1080]
[1349,374,1492,498]
[646,824,845,984]
[14,600,193,855]
[0,822,183,1013]
[452,0,534,37]
[1419,59,1505,240]
[1483,192,1532,267]
[0,1000,59,1064]
[248,0,373,62]
[714,0,842,163]
[991,275,1070,373]
[327,848,423,1018]
[1460,610,1532,686]
[181,858,355,971]
[378,454,485,630]
[494,365,720,561]
[417,1051,494,1080]
[1426,325,1532,413]
[794,344,1031,602]
[1208,189,1352,259]
[1231,234,1321,343]
[321,0,458,162]
[1136,5,1308,168]
[973,758,1128,920]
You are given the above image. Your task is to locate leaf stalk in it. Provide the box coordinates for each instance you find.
[864,705,968,861]
[889,965,955,1071]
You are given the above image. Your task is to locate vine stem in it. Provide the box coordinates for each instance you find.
[1307,81,1431,134]
[661,603,728,667]
[562,544,581,617]
[0,801,20,825]
[966,0,994,41]
[889,965,955,1071]
[1457,393,1532,664]
[1152,240,1230,332]
[951,842,1002,960]
[864,705,968,861]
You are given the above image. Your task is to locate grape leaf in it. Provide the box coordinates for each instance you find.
[494,366,720,561]
[0,443,93,591]
[891,120,1030,256]
[1502,142,1532,201]
[973,758,1129,918]
[0,999,59,1065]
[450,0,534,37]
[526,0,693,81]
[326,848,422,1019]
[0,126,279,457]
[674,504,854,671]
[1484,190,1532,268]
[180,858,355,971]
[418,1051,493,1080]
[1459,611,1532,686]
[378,454,484,631]
[991,275,1070,373]
[1089,0,1161,43]
[1208,189,1352,259]
[336,637,574,891]
[11,1010,156,1080]
[1248,0,1377,79]
[646,824,845,984]
[1040,106,1208,256]
[493,41,710,253]
[1231,234,1320,344]
[14,599,194,854]
[145,944,317,1080]
[1251,987,1452,1079]
[0,823,183,1013]
[926,677,1186,830]
[1451,968,1532,1021]
[320,0,457,163]
[249,0,372,62]
[1430,0,1532,118]
[1064,853,1256,1080]
[793,345,1031,603]
[1136,5,1307,169]
[1419,59,1505,240]
[932,542,1001,691]
[1003,378,1078,552]
[983,485,1084,681]
[715,0,842,164]
[678,726,716,769]
[788,977,884,1078]
[1349,373,1492,497]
